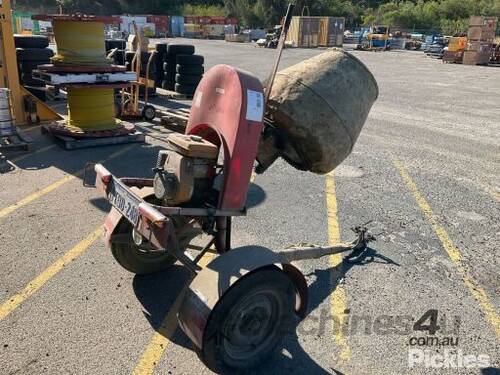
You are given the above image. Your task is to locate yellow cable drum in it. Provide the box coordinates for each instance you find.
[66,88,119,131]
[52,20,111,67]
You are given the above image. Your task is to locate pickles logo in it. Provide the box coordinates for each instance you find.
[408,309,490,369]
[408,349,491,369]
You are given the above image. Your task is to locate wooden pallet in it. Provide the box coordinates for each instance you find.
[156,87,193,100]
[41,124,145,150]
[442,50,463,64]
[158,107,190,133]
[0,129,33,152]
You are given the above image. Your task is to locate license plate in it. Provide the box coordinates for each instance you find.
[107,179,141,226]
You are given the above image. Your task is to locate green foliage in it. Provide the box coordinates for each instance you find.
[440,18,470,35]
[182,4,225,16]
[13,0,500,33]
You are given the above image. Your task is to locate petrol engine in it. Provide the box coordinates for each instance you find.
[153,134,219,206]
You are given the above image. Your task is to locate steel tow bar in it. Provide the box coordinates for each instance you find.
[279,225,376,262]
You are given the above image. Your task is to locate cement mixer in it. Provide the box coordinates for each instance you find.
[89,7,379,373]
[257,48,379,174]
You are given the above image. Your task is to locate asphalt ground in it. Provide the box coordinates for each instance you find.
[0,39,499,374]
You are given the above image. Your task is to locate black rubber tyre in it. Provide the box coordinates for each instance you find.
[140,67,157,79]
[125,51,136,62]
[162,80,175,90]
[197,268,296,373]
[14,34,49,49]
[176,64,204,75]
[163,62,176,74]
[21,72,45,87]
[155,43,168,54]
[141,52,154,65]
[139,86,157,98]
[111,49,126,65]
[174,83,196,95]
[16,48,54,61]
[19,61,48,73]
[155,58,164,70]
[110,218,176,275]
[163,70,176,82]
[142,104,156,121]
[126,51,155,64]
[105,39,126,51]
[176,54,204,65]
[175,74,202,86]
[114,101,122,118]
[155,70,165,80]
[166,44,195,56]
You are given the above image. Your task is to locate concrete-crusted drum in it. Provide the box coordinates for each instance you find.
[266,49,378,174]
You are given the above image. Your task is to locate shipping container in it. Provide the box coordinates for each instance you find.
[170,16,185,37]
[132,16,147,24]
[203,24,225,39]
[184,16,198,24]
[184,23,203,38]
[286,17,320,47]
[210,16,226,25]
[12,11,40,34]
[198,16,212,25]
[147,15,169,36]
[318,17,345,47]
[224,24,237,35]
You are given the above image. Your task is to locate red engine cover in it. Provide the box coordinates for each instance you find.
[186,65,264,211]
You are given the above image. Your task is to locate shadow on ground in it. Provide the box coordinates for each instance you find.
[132,244,398,374]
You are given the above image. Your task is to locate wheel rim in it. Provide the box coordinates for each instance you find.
[221,288,282,361]
[144,107,155,119]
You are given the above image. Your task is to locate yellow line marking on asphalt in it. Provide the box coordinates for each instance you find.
[132,253,215,375]
[393,159,500,337]
[0,174,75,220]
[325,173,350,363]
[0,227,103,321]
[489,190,500,203]
[0,144,134,220]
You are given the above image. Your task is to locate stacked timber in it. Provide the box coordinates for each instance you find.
[463,16,498,65]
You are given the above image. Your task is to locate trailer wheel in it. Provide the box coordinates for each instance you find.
[141,105,156,121]
[198,268,295,372]
[110,218,176,275]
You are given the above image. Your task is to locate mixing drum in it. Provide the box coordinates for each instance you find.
[258,49,379,174]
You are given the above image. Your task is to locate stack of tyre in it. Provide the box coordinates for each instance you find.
[161,44,195,91]
[105,39,126,65]
[154,43,168,88]
[175,54,204,96]
[124,50,157,98]
[161,44,204,96]
[15,34,53,101]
